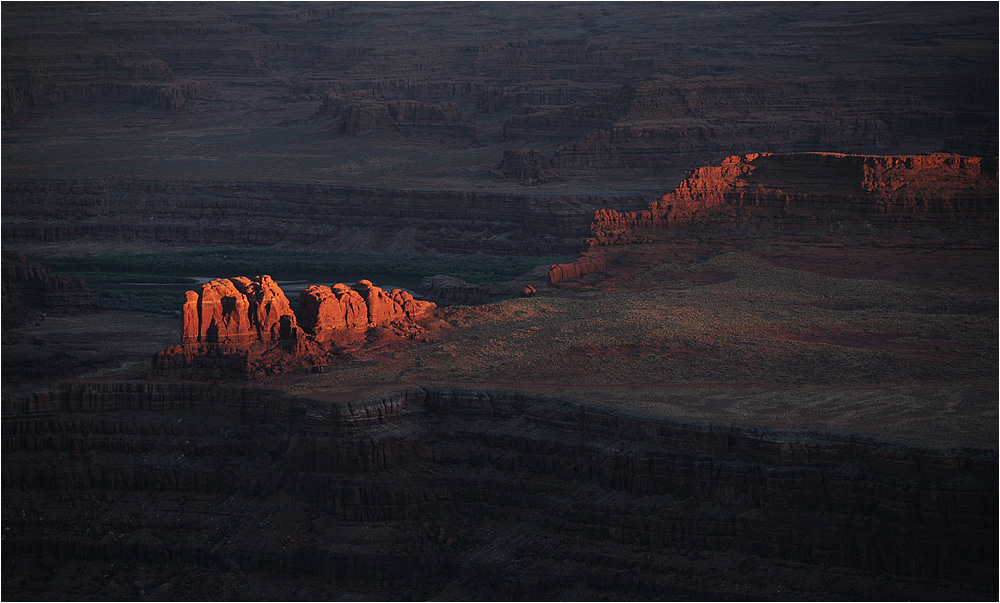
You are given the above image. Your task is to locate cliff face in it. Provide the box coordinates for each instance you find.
[591,152,998,243]
[158,276,435,377]
[3,382,995,600]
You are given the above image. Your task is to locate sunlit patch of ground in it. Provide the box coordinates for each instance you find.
[296,245,997,449]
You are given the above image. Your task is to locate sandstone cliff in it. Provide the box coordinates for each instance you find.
[547,152,998,284]
[593,152,997,243]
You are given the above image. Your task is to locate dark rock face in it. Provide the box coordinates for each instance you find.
[1,250,99,318]
[3,3,995,188]
[0,178,647,255]
[2,382,995,600]
[496,148,561,183]
[319,91,477,140]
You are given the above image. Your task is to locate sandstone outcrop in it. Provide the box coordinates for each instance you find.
[183,275,301,345]
[590,152,998,246]
[157,276,436,377]
[298,280,434,341]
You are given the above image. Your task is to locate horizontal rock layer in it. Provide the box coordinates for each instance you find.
[2,381,996,600]
[1,178,648,255]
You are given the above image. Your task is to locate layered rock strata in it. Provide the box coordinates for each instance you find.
[592,153,997,243]
[1,178,648,255]
[156,276,434,377]
[319,91,476,139]
[5,4,994,185]
[2,382,995,600]
[551,152,998,283]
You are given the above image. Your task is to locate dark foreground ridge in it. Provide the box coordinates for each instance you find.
[3,381,996,600]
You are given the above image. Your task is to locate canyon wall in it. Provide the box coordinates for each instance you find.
[318,91,477,140]
[3,381,995,599]
[4,4,995,187]
[549,152,998,283]
[0,178,647,255]
[592,152,998,241]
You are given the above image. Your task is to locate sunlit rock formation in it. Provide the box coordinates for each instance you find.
[551,152,999,283]
[157,276,435,377]
[591,152,998,243]
[298,280,434,342]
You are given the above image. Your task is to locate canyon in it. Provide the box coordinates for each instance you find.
[2,3,997,601]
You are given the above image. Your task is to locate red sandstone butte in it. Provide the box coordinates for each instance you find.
[163,275,436,375]
[183,275,300,345]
